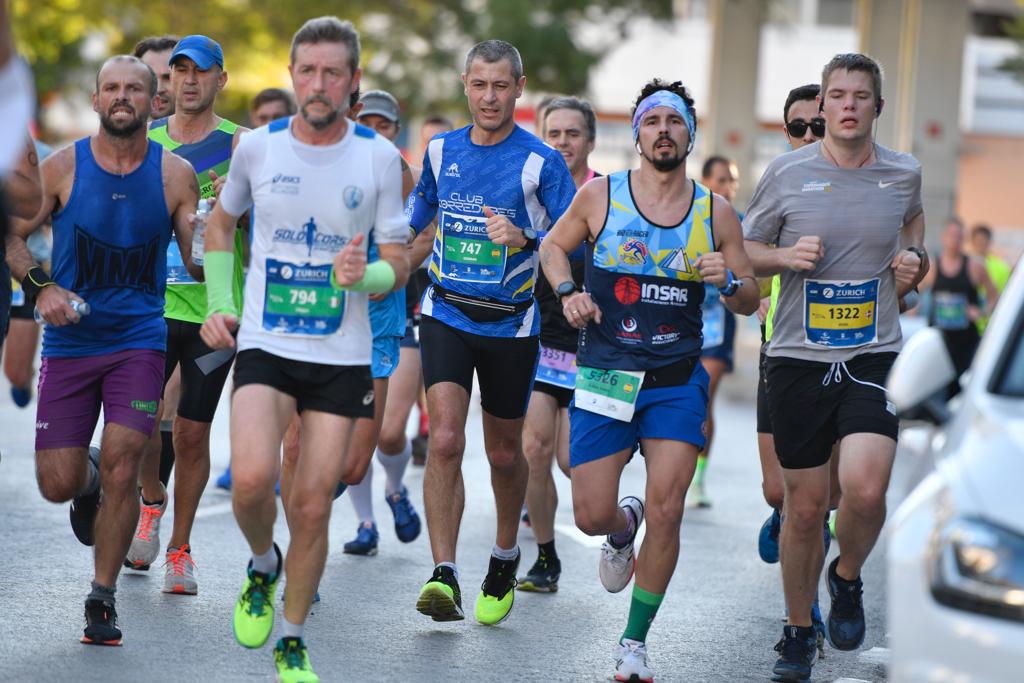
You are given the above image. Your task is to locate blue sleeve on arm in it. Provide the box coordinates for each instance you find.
[538,153,577,225]
[408,149,438,235]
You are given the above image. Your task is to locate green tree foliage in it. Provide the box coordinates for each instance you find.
[13,0,671,131]
[1000,13,1024,83]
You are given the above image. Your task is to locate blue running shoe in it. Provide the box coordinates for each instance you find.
[759,508,782,563]
[811,596,825,659]
[772,625,817,681]
[385,486,421,543]
[826,556,866,651]
[343,522,379,556]
[215,467,232,491]
[333,482,347,500]
[10,385,31,408]
[823,516,832,556]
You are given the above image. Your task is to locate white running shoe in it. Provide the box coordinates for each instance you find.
[124,488,167,570]
[614,638,654,682]
[599,496,644,593]
[163,545,198,595]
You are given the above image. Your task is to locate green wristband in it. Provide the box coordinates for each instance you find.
[204,251,238,318]
[332,259,396,294]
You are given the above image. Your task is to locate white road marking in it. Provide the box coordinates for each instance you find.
[833,678,872,682]
[859,647,891,665]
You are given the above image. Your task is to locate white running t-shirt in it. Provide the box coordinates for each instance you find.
[220,118,408,365]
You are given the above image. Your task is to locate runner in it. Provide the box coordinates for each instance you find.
[968,223,1012,334]
[519,95,600,593]
[125,36,250,599]
[133,36,178,120]
[920,217,997,395]
[250,87,297,127]
[539,79,758,682]
[5,54,200,645]
[753,83,834,657]
[743,53,929,680]
[407,39,575,626]
[199,17,409,682]
[337,88,422,556]
[4,140,51,408]
[688,154,741,508]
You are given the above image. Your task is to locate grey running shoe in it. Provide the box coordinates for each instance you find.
[124,487,167,570]
[163,545,198,595]
[599,496,644,593]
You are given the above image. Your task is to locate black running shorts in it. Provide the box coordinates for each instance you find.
[756,346,772,434]
[419,315,539,420]
[533,380,573,410]
[766,352,899,470]
[233,348,374,419]
[163,318,235,423]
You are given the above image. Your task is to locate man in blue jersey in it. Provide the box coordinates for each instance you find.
[540,79,758,682]
[407,39,576,626]
[126,35,250,597]
[5,55,201,646]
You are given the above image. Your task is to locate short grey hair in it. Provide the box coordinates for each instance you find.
[544,96,597,141]
[290,16,360,74]
[464,39,523,81]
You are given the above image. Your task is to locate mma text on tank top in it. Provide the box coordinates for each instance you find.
[218,118,410,366]
[44,138,172,358]
[578,173,714,371]
[148,117,245,324]
[929,255,979,332]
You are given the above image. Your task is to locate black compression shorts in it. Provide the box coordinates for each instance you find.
[163,318,235,423]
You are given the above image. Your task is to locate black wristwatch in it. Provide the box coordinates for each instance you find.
[523,227,539,251]
[555,280,579,302]
[906,246,926,261]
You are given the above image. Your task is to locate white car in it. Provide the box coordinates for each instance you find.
[887,263,1024,683]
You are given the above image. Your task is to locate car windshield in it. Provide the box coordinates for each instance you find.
[993,313,1024,397]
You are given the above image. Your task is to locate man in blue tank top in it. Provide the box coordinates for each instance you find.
[539,79,758,683]
[5,55,202,647]
[406,39,576,627]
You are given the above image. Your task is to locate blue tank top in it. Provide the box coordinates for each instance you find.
[578,172,714,371]
[43,138,172,358]
[367,233,406,339]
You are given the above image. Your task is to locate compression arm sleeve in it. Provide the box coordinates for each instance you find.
[331,259,396,294]
[204,251,238,317]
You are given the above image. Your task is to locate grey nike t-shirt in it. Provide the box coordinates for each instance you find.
[743,142,922,362]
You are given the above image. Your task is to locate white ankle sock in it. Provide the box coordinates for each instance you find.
[377,442,412,497]
[347,467,374,523]
[282,616,304,639]
[491,544,519,561]
[251,545,278,575]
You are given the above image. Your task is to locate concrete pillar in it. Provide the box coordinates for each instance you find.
[858,0,968,243]
[705,0,764,208]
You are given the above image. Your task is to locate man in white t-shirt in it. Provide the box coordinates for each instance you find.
[199,16,409,683]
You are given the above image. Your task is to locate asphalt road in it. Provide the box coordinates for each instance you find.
[0,364,916,682]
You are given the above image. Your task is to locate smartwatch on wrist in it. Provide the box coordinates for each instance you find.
[718,270,744,297]
[906,246,926,261]
[555,280,579,302]
[523,227,538,250]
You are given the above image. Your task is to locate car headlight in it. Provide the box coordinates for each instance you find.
[929,517,1024,622]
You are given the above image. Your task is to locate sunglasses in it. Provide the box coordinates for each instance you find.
[786,117,826,138]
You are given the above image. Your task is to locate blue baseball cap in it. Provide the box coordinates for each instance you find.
[169,35,224,70]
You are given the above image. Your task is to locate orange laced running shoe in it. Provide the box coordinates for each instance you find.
[163,544,198,595]
[124,489,167,571]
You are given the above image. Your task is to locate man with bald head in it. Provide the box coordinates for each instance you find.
[5,54,202,646]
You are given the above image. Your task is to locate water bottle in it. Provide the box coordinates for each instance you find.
[192,198,211,267]
[34,299,91,325]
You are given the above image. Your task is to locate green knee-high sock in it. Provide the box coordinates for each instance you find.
[622,586,664,643]
[692,454,708,486]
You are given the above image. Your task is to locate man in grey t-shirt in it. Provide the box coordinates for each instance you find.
[743,53,929,680]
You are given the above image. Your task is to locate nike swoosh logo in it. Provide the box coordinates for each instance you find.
[878,180,895,189]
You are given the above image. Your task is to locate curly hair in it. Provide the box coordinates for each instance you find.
[631,79,695,120]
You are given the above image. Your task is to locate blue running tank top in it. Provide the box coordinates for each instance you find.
[44,138,172,358]
[578,172,714,371]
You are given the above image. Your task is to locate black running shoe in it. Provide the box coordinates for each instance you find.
[81,598,122,646]
[772,625,816,681]
[826,556,866,651]
[70,448,102,546]
[416,565,464,621]
[517,554,561,593]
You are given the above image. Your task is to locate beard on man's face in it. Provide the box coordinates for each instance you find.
[99,103,147,138]
[301,94,342,131]
[642,134,686,173]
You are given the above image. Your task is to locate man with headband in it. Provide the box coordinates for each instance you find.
[540,79,758,682]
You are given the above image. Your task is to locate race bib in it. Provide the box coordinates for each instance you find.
[11,278,24,307]
[166,241,198,285]
[262,258,345,337]
[932,292,970,330]
[536,345,578,390]
[439,211,507,284]
[701,299,725,349]
[804,278,879,349]
[574,366,645,422]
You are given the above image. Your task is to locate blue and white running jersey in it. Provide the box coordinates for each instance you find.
[408,125,575,338]
[367,233,406,340]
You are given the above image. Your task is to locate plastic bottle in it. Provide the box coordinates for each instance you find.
[192,198,211,267]
[34,299,91,325]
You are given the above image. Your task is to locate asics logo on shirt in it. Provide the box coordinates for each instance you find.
[271,173,301,195]
[444,162,461,178]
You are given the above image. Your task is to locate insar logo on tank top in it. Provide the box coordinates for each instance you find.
[73,227,159,294]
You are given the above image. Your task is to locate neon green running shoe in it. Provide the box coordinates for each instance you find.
[233,543,282,649]
[475,551,520,626]
[274,637,319,683]
[828,511,837,539]
[416,565,464,621]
